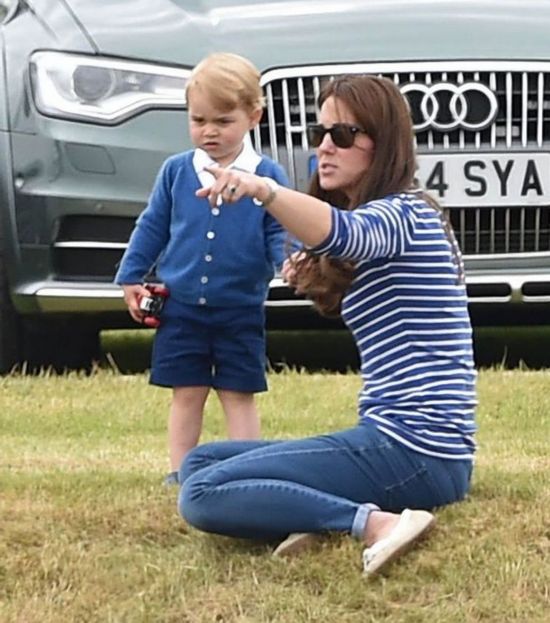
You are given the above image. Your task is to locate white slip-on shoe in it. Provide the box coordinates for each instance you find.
[272,533,320,557]
[362,509,436,577]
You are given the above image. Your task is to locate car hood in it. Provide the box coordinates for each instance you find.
[61,0,550,69]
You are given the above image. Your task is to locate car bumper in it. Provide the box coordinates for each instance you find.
[11,272,550,327]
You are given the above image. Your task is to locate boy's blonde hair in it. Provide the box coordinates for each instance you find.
[186,52,265,114]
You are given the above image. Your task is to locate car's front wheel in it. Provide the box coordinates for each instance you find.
[0,254,101,374]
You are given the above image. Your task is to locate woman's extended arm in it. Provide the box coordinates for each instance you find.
[195,165,332,248]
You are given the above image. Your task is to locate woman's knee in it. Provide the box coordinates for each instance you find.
[178,475,211,530]
[177,454,198,486]
[178,443,220,484]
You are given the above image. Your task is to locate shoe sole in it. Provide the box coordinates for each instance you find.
[272,533,320,557]
[363,510,436,577]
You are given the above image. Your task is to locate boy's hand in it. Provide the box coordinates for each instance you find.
[122,283,151,323]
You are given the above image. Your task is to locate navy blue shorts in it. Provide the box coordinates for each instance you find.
[150,298,267,392]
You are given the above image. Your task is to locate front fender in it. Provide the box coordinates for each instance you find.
[0,17,18,275]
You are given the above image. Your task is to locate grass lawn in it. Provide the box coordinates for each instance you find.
[1,366,549,622]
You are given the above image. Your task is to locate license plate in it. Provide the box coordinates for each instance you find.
[417,153,550,207]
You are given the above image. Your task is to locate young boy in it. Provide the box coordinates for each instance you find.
[115,53,289,484]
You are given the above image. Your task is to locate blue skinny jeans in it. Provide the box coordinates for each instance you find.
[178,420,473,540]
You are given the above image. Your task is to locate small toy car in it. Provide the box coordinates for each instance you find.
[138,283,169,328]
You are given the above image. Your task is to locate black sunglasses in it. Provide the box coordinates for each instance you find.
[307,123,367,148]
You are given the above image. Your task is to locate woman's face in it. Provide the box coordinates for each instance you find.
[316,96,375,199]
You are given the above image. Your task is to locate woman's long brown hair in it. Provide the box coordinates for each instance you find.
[291,75,458,317]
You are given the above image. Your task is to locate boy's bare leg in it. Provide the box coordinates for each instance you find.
[217,389,261,439]
[169,386,210,472]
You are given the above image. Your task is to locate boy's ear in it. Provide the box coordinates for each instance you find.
[249,107,263,128]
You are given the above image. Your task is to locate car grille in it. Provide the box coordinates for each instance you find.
[447,205,550,255]
[253,61,550,256]
[53,214,136,280]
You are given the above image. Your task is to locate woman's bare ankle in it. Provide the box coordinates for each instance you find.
[363,510,401,547]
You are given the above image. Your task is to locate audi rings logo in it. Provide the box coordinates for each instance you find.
[400,82,499,132]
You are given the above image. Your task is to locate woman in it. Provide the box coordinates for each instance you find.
[179,75,477,576]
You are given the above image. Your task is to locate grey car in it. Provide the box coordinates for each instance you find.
[2,0,550,372]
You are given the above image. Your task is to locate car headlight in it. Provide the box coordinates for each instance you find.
[29,51,191,125]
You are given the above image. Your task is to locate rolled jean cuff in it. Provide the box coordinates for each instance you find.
[351,502,380,539]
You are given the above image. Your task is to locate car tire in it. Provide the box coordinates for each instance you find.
[0,253,101,374]
[0,250,22,373]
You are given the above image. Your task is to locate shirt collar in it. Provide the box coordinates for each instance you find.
[193,135,262,188]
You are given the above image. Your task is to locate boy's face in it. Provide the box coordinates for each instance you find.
[188,88,262,167]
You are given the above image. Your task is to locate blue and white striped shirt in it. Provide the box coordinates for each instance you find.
[313,192,477,460]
